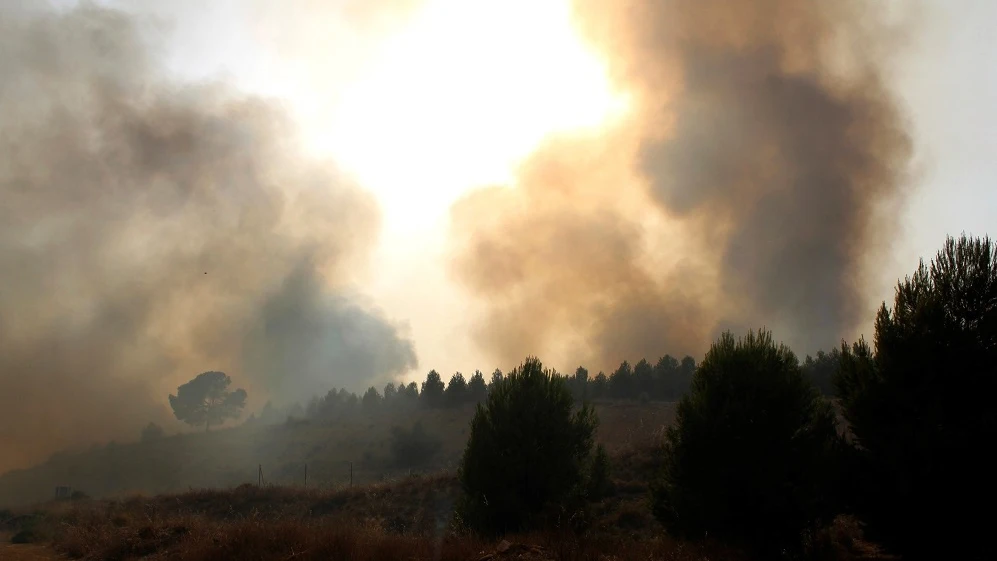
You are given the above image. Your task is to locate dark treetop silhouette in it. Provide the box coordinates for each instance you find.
[169,371,247,431]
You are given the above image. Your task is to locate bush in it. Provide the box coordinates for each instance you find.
[651,329,842,556]
[141,422,164,442]
[587,444,612,499]
[389,421,442,468]
[836,234,997,561]
[457,356,599,534]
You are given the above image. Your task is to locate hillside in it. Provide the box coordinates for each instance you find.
[0,438,889,561]
[0,401,676,509]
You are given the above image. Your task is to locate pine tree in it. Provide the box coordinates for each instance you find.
[458,356,599,534]
[836,235,997,560]
[652,330,841,555]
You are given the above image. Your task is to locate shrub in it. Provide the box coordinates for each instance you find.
[389,421,442,468]
[457,356,598,534]
[587,444,612,500]
[651,329,842,556]
[141,422,164,442]
[836,235,997,561]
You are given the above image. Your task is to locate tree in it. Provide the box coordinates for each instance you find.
[141,422,164,442]
[836,235,997,561]
[487,368,503,392]
[652,330,841,555]
[591,371,608,398]
[802,348,840,395]
[633,358,653,397]
[445,371,469,406]
[402,381,420,402]
[653,355,680,399]
[468,370,488,402]
[169,371,247,431]
[677,355,696,396]
[457,356,599,534]
[571,366,589,401]
[362,386,382,411]
[421,370,445,408]
[609,360,634,398]
[383,382,398,402]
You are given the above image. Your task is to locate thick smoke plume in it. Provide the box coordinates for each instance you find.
[0,4,416,473]
[451,0,912,370]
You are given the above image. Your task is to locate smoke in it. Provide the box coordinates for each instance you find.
[450,0,913,370]
[0,3,416,473]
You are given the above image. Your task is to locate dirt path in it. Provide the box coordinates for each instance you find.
[0,534,64,560]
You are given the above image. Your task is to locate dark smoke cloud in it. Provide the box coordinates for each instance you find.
[0,3,416,473]
[450,0,912,370]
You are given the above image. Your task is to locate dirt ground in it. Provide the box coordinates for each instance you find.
[0,534,64,560]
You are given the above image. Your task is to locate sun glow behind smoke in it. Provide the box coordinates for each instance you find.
[293,0,629,232]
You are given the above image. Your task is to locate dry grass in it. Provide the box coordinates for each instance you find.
[2,402,885,560]
[47,504,746,561]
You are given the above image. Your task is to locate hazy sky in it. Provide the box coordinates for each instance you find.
[24,0,997,379]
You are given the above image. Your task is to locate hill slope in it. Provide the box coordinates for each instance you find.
[0,401,675,508]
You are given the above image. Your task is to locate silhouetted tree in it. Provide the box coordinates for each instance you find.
[468,370,488,402]
[362,386,382,411]
[487,368,503,392]
[421,370,445,408]
[383,382,397,402]
[141,422,164,442]
[445,371,469,406]
[802,348,840,395]
[652,330,841,556]
[458,356,599,534]
[836,235,997,561]
[402,381,420,402]
[677,355,696,396]
[591,371,608,398]
[609,360,634,398]
[633,358,653,397]
[572,366,589,401]
[169,371,247,431]
[653,355,680,399]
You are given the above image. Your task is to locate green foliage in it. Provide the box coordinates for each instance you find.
[633,359,653,396]
[362,386,382,411]
[570,366,589,401]
[468,370,488,402]
[587,444,612,499]
[141,422,164,442]
[168,371,247,431]
[802,348,840,395]
[609,361,633,398]
[652,330,841,555]
[388,421,442,468]
[487,368,503,393]
[445,372,469,406]
[591,371,608,398]
[457,356,599,534]
[383,382,397,402]
[420,370,445,408]
[836,234,997,561]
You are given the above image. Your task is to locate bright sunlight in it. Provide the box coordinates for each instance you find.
[295,0,628,232]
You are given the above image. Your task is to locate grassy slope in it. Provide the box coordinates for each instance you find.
[0,401,676,509]
[0,440,888,561]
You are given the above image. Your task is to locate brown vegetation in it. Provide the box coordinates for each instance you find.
[2,439,891,561]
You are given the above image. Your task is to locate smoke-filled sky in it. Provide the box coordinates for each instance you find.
[1,0,994,473]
